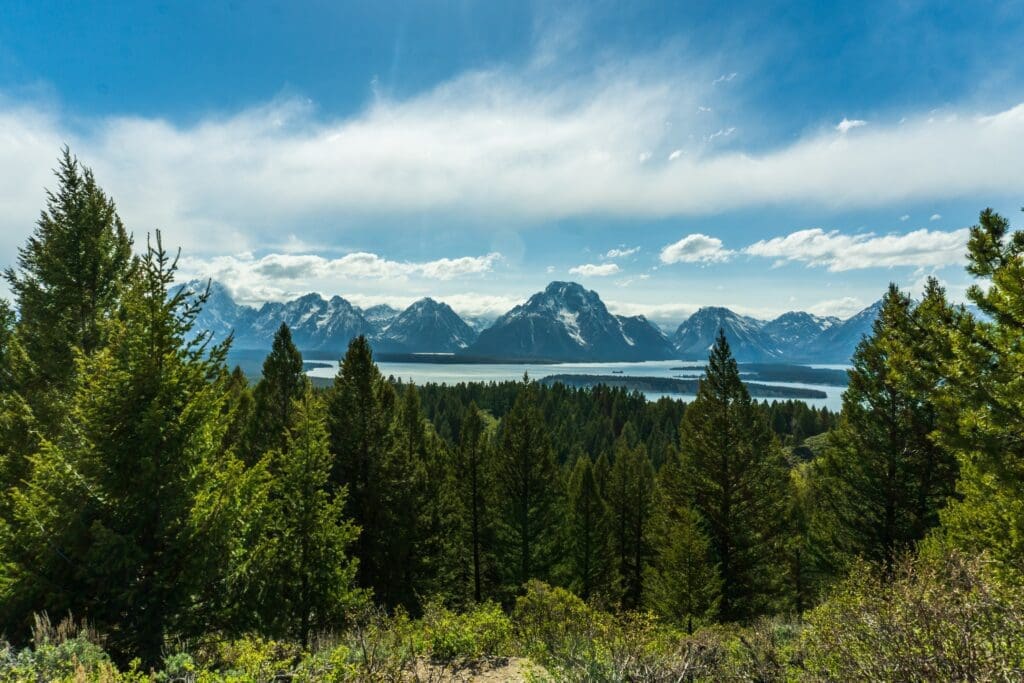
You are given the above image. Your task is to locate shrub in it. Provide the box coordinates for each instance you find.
[801,548,1024,681]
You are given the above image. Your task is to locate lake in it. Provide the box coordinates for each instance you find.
[305,359,847,411]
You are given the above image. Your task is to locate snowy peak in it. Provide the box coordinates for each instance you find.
[762,311,841,347]
[361,304,400,327]
[377,298,477,352]
[469,281,675,361]
[673,307,780,362]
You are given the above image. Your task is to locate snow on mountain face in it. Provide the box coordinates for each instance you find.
[361,304,400,328]
[376,298,477,353]
[798,300,881,362]
[762,312,842,347]
[243,292,374,350]
[173,280,255,344]
[469,281,675,361]
[673,307,782,362]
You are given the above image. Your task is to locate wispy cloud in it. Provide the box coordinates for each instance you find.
[930,213,942,221]
[569,262,621,277]
[836,118,867,133]
[660,233,733,264]
[605,246,640,258]
[807,296,866,318]
[712,72,737,85]
[744,227,969,271]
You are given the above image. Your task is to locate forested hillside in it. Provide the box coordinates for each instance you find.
[2,153,1023,680]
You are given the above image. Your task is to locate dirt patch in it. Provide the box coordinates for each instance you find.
[414,656,545,681]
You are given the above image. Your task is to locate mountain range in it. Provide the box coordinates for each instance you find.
[176,280,881,363]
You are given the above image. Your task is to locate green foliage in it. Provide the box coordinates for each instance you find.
[817,283,958,576]
[646,454,721,632]
[495,380,564,592]
[606,430,656,609]
[247,323,305,460]
[3,148,134,424]
[0,236,264,664]
[679,330,789,621]
[564,454,614,601]
[801,547,1024,681]
[937,208,1024,574]
[253,386,362,646]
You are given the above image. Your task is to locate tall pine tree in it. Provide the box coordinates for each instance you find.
[248,323,305,460]
[679,330,788,621]
[495,379,563,594]
[606,431,655,609]
[0,235,262,664]
[564,453,613,601]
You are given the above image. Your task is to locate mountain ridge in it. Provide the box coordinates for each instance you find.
[177,279,881,363]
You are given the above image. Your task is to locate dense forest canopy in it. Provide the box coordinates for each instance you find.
[1,151,1023,680]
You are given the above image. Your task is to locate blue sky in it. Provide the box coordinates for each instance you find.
[1,1,1023,325]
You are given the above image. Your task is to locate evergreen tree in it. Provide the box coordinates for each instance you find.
[325,336,395,597]
[646,449,720,632]
[564,454,613,601]
[937,208,1024,571]
[222,366,254,453]
[495,380,563,593]
[377,383,429,610]
[4,148,133,417]
[257,386,360,647]
[0,235,262,664]
[248,323,305,459]
[606,432,655,609]
[679,330,788,621]
[453,403,497,603]
[818,284,957,575]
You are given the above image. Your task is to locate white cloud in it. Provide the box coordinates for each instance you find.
[930,213,942,221]
[345,292,519,319]
[569,263,621,277]
[836,118,867,134]
[900,214,910,221]
[708,126,735,140]
[179,250,501,304]
[807,296,866,318]
[605,246,640,258]
[744,227,969,271]
[2,49,1024,271]
[660,233,733,264]
[712,72,737,85]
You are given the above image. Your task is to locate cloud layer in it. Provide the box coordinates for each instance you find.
[1,63,1023,267]
[744,227,969,271]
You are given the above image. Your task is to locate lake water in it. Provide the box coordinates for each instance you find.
[306,359,847,411]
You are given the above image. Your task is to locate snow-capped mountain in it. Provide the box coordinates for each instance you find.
[173,280,255,344]
[241,293,374,350]
[762,312,841,348]
[177,279,882,363]
[673,307,781,361]
[798,300,882,362]
[361,304,400,328]
[468,281,676,361]
[376,298,477,352]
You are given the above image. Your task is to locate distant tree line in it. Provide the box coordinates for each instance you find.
[1,150,1021,671]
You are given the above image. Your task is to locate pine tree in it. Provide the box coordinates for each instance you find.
[0,235,262,664]
[679,330,788,621]
[257,386,360,647]
[564,454,613,601]
[607,432,655,609]
[453,403,497,603]
[248,323,305,460]
[495,380,563,593]
[645,449,720,632]
[325,336,396,597]
[818,284,957,575]
[936,208,1024,572]
[3,148,133,418]
[222,366,254,453]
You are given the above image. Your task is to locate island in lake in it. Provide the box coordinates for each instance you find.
[540,374,829,399]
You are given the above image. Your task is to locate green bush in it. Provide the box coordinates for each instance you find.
[801,548,1024,681]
